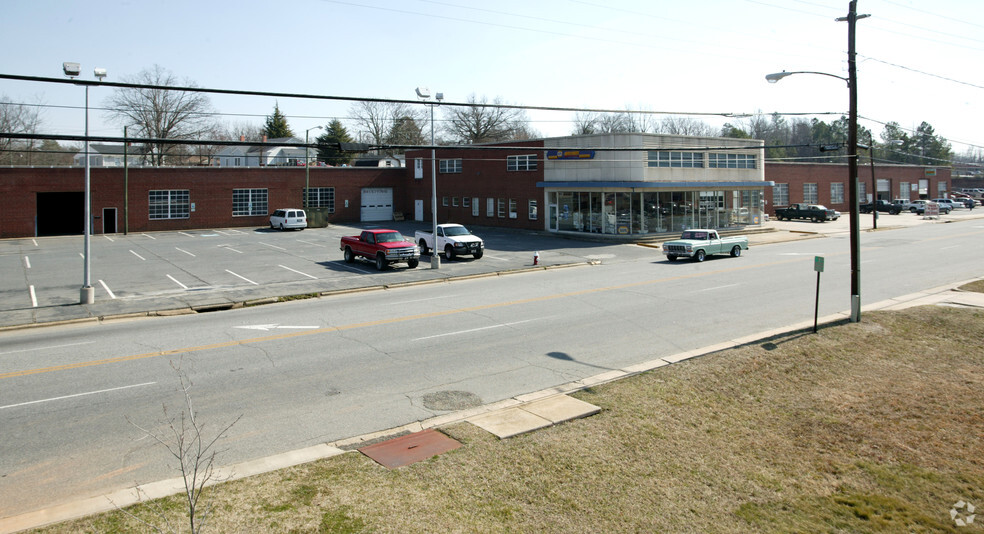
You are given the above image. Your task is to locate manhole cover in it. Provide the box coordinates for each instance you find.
[422,390,482,411]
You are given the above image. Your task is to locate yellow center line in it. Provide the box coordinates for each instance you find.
[2,256,809,380]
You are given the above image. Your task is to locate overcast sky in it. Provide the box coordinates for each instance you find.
[2,0,981,157]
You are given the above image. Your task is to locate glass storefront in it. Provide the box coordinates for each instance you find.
[547,189,764,236]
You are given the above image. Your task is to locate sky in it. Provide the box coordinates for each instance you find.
[2,0,982,157]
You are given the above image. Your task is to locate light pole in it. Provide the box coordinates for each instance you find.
[863,134,904,230]
[416,87,444,269]
[766,0,868,322]
[63,62,106,305]
[304,126,323,209]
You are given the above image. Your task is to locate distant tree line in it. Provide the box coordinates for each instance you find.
[0,65,977,171]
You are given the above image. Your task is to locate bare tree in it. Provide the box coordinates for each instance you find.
[125,362,240,533]
[224,120,264,142]
[570,112,598,135]
[656,116,713,137]
[594,112,633,134]
[105,65,216,166]
[442,94,530,144]
[0,95,44,165]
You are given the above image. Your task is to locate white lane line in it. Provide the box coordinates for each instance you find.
[175,247,196,257]
[699,284,740,292]
[296,239,325,247]
[29,285,38,308]
[413,318,545,341]
[0,341,95,356]
[261,242,286,251]
[226,269,259,285]
[279,264,318,279]
[103,235,115,242]
[24,256,31,269]
[179,232,196,238]
[129,250,146,261]
[141,233,157,240]
[0,382,156,410]
[166,274,189,289]
[99,280,117,299]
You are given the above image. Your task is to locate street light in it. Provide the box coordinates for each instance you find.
[415,87,444,269]
[766,0,868,323]
[304,126,323,209]
[63,62,107,305]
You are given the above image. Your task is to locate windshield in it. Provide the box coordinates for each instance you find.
[443,226,470,236]
[681,231,709,240]
[375,232,406,243]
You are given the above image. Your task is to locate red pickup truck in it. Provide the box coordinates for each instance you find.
[340,229,420,270]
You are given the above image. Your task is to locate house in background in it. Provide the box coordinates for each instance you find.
[214,137,306,167]
[73,143,139,167]
[353,154,405,168]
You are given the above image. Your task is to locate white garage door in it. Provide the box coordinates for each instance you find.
[360,187,394,221]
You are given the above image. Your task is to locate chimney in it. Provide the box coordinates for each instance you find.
[262,135,267,143]
[240,135,245,142]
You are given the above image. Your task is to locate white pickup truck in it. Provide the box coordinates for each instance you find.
[415,223,485,260]
[661,229,748,262]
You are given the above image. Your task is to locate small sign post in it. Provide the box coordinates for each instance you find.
[813,256,824,333]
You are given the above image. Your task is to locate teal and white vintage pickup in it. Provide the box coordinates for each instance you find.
[661,229,748,262]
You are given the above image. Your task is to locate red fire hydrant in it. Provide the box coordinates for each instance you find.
[533,251,540,265]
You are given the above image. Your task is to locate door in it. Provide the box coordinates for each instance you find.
[360,187,394,221]
[102,207,117,234]
[414,199,424,221]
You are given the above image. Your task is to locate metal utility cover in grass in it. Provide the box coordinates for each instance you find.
[358,429,462,469]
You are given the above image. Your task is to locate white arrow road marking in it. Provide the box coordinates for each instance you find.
[234,324,319,331]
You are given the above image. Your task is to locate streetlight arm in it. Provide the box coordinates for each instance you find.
[765,70,849,86]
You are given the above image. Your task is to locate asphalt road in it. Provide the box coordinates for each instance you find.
[2,214,984,522]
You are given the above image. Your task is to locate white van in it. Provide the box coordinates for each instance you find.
[269,208,307,230]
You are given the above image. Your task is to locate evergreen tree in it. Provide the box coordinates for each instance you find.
[263,103,294,139]
[316,119,355,166]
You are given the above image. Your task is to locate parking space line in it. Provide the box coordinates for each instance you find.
[219,245,244,254]
[226,269,259,285]
[167,274,189,289]
[179,232,196,238]
[103,235,115,242]
[32,238,38,247]
[141,233,156,240]
[279,265,318,280]
[29,285,37,308]
[98,280,117,299]
[296,239,325,247]
[129,250,146,261]
[175,247,196,257]
[24,256,30,269]
[260,242,287,251]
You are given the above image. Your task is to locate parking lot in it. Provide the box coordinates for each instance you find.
[0,222,663,328]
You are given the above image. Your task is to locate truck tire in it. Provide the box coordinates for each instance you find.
[694,250,706,262]
[407,258,419,268]
[667,255,678,262]
[375,253,386,271]
[343,247,354,263]
[445,244,455,261]
[811,216,818,223]
[473,250,483,259]
[418,239,429,256]
[730,245,742,257]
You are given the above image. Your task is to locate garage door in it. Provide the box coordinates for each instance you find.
[361,187,394,221]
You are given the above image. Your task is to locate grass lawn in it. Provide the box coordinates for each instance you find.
[33,284,984,533]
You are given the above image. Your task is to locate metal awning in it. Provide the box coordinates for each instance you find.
[537,181,774,189]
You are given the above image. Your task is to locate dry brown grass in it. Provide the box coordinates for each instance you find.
[33,303,984,533]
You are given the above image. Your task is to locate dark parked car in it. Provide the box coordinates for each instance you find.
[773,203,836,222]
[859,200,902,215]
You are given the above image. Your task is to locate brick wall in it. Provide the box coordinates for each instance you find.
[0,166,404,238]
[765,162,951,209]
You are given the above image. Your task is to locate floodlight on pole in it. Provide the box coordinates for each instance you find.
[64,62,106,305]
[416,87,444,269]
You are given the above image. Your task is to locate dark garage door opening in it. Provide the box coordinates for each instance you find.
[37,192,84,236]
